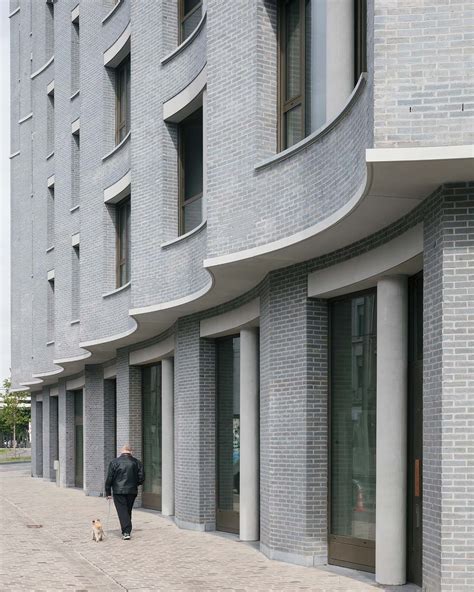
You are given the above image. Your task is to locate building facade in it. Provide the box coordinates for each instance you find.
[9,0,474,589]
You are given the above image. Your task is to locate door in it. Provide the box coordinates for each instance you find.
[216,336,241,534]
[407,273,423,585]
[74,390,84,488]
[142,365,162,511]
[328,291,377,571]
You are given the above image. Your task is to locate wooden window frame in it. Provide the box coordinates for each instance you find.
[115,56,130,146]
[278,0,306,151]
[116,197,131,288]
[178,0,203,44]
[178,109,203,236]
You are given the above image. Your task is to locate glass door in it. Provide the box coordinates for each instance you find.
[329,291,377,571]
[74,390,84,488]
[216,336,240,534]
[142,365,162,511]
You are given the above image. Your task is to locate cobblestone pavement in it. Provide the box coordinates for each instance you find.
[0,465,417,592]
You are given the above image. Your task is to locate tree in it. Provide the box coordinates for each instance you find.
[0,379,30,456]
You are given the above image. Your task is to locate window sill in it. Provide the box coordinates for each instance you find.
[46,341,55,347]
[255,73,367,172]
[46,245,54,253]
[70,89,80,101]
[9,151,20,159]
[31,55,54,80]
[161,219,207,249]
[160,12,206,65]
[102,130,131,162]
[46,151,55,161]
[70,319,80,326]
[102,0,123,24]
[102,281,131,299]
[70,204,80,213]
[18,112,33,124]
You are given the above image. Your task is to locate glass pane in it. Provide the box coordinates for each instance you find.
[183,109,203,201]
[285,0,302,101]
[182,5,202,40]
[74,390,83,420]
[285,104,304,147]
[183,196,202,234]
[142,365,162,507]
[217,337,240,532]
[75,425,83,487]
[330,293,376,542]
[184,0,200,14]
[305,0,312,133]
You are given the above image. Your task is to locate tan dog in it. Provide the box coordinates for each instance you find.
[91,519,104,542]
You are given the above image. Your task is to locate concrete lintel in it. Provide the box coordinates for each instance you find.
[163,66,206,123]
[104,170,131,204]
[103,364,117,379]
[66,375,85,391]
[103,22,130,68]
[129,335,175,366]
[200,298,260,338]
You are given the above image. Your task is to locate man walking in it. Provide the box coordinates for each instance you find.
[105,444,145,540]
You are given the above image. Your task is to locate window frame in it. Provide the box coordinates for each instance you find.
[116,196,131,288]
[278,0,307,151]
[178,107,203,236]
[115,55,130,146]
[178,0,203,44]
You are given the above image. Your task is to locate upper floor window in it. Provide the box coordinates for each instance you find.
[115,56,130,145]
[178,108,203,235]
[116,197,131,287]
[179,0,202,43]
[278,0,366,150]
[45,0,55,60]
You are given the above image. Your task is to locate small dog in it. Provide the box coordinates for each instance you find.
[91,519,104,542]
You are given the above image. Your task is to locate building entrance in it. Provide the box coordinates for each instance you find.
[142,364,162,511]
[216,336,240,534]
[407,272,423,586]
[74,390,84,488]
[328,291,377,571]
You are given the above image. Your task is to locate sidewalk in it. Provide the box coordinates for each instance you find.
[0,464,410,592]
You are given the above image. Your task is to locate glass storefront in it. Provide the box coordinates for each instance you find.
[329,291,376,571]
[74,390,84,488]
[216,336,240,534]
[142,365,162,511]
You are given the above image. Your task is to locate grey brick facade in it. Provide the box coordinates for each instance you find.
[12,1,473,590]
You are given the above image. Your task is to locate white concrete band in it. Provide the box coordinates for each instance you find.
[129,335,175,366]
[161,358,175,516]
[162,66,206,123]
[200,299,260,338]
[103,23,130,67]
[375,275,408,585]
[66,375,85,391]
[103,364,117,379]
[239,327,259,541]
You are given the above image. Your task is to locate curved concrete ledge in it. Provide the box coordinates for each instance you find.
[102,130,130,162]
[104,22,130,68]
[31,56,54,80]
[9,6,20,18]
[163,65,206,123]
[9,151,21,159]
[102,0,123,24]
[104,170,131,204]
[161,219,207,249]
[161,12,207,65]
[102,281,131,299]
[255,74,367,171]
[18,112,33,124]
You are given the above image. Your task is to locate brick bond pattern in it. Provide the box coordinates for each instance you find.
[11,1,474,590]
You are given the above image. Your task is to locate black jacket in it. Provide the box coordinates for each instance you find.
[105,453,145,496]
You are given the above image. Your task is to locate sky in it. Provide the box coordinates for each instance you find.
[0,0,11,383]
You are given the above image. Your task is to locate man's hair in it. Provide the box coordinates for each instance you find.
[121,444,132,454]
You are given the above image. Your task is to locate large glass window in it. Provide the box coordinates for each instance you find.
[179,0,202,43]
[216,336,240,534]
[74,390,84,489]
[329,291,376,571]
[116,197,131,287]
[142,365,162,511]
[115,56,130,145]
[179,108,203,235]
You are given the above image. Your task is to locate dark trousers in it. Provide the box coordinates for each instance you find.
[113,494,137,535]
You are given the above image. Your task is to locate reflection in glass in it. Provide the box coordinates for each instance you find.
[74,390,84,488]
[285,0,302,101]
[142,365,162,510]
[285,104,304,147]
[330,293,376,541]
[216,336,240,533]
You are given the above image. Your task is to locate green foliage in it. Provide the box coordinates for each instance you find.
[0,379,30,439]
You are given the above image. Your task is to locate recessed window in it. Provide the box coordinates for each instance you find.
[47,186,55,248]
[179,0,202,43]
[71,133,80,208]
[178,107,203,235]
[47,276,55,342]
[71,20,80,95]
[116,197,131,287]
[72,244,80,320]
[278,0,367,150]
[115,56,130,145]
[47,93,55,155]
[45,0,54,60]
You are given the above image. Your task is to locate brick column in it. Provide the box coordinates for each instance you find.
[423,185,474,592]
[174,317,216,531]
[31,394,43,478]
[42,389,58,481]
[58,382,75,487]
[259,267,328,566]
[84,365,108,496]
[104,378,117,464]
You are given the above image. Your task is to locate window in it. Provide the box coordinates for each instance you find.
[116,197,131,287]
[47,186,54,248]
[47,93,54,155]
[47,276,55,342]
[115,56,130,145]
[178,108,203,235]
[278,0,367,150]
[45,0,54,60]
[71,245,80,320]
[179,0,202,43]
[71,133,80,208]
[71,20,80,95]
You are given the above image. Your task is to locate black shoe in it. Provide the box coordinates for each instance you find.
[122,533,131,540]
